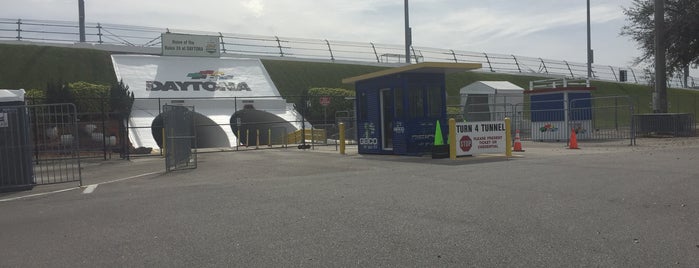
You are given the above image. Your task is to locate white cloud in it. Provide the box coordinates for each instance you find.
[244,0,265,18]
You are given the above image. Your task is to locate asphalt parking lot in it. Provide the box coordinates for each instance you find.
[1,138,698,267]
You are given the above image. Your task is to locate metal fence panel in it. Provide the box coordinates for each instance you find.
[449,95,637,144]
[30,104,83,186]
[1,103,82,191]
[571,96,636,142]
[634,113,696,137]
[163,105,197,172]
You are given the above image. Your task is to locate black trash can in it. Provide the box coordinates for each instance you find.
[0,90,34,192]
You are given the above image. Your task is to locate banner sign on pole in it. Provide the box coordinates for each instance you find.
[162,33,221,57]
[455,121,506,156]
[319,96,331,106]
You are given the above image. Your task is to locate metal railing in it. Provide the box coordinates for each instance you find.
[1,18,697,89]
[633,113,696,137]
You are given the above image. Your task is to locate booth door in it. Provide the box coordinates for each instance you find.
[380,89,393,151]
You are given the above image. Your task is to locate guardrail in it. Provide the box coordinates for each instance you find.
[1,18,696,88]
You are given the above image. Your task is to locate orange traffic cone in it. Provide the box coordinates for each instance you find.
[513,129,525,152]
[569,128,580,149]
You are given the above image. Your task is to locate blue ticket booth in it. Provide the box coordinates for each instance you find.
[343,62,481,156]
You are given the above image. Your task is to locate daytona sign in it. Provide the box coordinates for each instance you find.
[111,55,282,99]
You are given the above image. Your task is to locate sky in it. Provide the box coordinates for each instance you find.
[3,0,697,76]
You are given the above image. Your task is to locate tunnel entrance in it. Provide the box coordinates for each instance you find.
[151,110,231,149]
[230,107,296,146]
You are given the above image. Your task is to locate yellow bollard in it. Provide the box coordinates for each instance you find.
[268,128,272,147]
[246,129,249,148]
[505,117,512,157]
[449,118,456,160]
[256,129,260,149]
[339,123,346,155]
[162,128,166,156]
[282,131,287,148]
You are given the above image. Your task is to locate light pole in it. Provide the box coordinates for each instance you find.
[79,0,86,42]
[654,0,667,113]
[78,0,85,43]
[404,0,412,63]
[586,0,592,78]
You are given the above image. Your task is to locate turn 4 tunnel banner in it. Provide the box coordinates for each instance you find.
[455,121,506,156]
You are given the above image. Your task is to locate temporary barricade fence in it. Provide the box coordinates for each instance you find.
[455,96,637,145]
[163,105,197,172]
[1,103,82,191]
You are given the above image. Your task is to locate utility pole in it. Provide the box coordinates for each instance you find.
[404,0,412,64]
[586,0,593,78]
[78,0,86,42]
[654,0,667,113]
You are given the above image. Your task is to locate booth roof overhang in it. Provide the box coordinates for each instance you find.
[341,62,482,84]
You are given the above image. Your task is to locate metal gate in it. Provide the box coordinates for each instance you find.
[1,103,82,191]
[570,96,635,143]
[163,105,197,172]
[510,96,635,144]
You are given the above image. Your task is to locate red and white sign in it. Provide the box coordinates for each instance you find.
[459,135,472,152]
[319,96,331,106]
[455,121,506,156]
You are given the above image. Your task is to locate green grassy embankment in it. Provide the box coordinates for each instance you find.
[0,43,116,90]
[1,43,697,117]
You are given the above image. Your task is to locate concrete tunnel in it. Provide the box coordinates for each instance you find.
[150,106,296,148]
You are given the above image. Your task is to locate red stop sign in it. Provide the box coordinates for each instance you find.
[460,136,472,152]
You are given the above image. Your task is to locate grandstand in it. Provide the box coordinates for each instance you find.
[1,18,696,89]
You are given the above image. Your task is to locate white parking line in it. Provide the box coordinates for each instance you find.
[0,188,79,202]
[100,171,163,185]
[82,184,98,194]
[0,170,163,202]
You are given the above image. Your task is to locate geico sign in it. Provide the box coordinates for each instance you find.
[359,138,378,145]
[146,81,251,92]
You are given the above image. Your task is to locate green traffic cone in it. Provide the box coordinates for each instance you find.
[434,120,444,146]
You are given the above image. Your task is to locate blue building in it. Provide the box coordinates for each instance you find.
[343,62,481,156]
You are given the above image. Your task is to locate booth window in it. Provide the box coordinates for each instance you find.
[394,88,404,118]
[359,92,368,121]
[426,86,443,117]
[408,86,424,118]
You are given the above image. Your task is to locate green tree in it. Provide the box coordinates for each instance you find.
[621,0,699,87]
[45,81,74,105]
[25,88,46,105]
[306,87,355,125]
[109,80,134,152]
[68,81,110,116]
[110,80,134,120]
